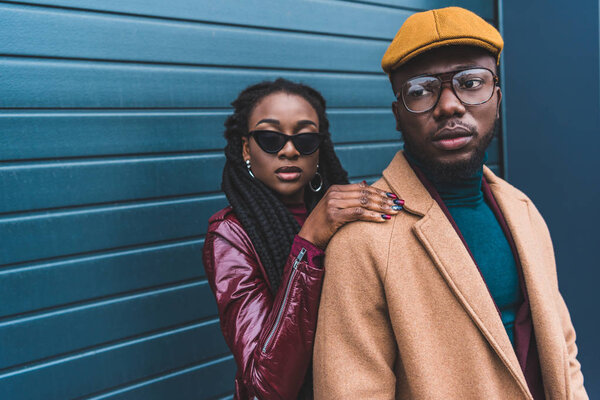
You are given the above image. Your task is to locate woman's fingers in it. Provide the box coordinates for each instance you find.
[327,182,390,196]
[331,198,400,216]
[326,182,368,192]
[328,185,392,201]
[327,186,400,208]
[335,206,392,222]
[323,182,404,223]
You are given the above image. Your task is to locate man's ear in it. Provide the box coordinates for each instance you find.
[392,101,402,131]
[495,87,503,119]
[241,136,250,161]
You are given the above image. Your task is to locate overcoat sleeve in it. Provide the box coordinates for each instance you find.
[556,293,588,399]
[313,223,397,400]
[203,217,324,400]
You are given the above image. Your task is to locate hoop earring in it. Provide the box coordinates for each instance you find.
[246,159,255,179]
[310,165,323,192]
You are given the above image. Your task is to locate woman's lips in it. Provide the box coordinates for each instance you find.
[275,166,302,182]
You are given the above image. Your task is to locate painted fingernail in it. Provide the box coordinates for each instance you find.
[362,180,368,185]
[386,192,397,199]
[381,214,392,220]
[394,199,405,206]
[392,205,403,211]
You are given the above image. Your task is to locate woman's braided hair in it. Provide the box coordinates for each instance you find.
[222,78,348,293]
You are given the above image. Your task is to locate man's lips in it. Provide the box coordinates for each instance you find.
[432,128,473,151]
[275,166,302,181]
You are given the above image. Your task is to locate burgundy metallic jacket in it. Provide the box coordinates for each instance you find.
[202,206,325,400]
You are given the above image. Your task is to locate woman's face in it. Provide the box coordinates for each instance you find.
[242,92,320,204]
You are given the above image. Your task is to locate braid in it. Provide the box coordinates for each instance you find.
[221,78,348,292]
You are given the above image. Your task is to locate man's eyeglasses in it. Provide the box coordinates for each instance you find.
[248,130,322,155]
[396,67,499,113]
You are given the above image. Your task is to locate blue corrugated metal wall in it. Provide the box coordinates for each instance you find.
[0,1,498,398]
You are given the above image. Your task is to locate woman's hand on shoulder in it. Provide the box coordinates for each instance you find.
[298,181,402,249]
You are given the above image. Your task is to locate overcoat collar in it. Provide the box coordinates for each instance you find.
[382,151,566,399]
[486,177,566,399]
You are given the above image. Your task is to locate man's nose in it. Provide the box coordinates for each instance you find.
[433,85,466,119]
[278,137,300,159]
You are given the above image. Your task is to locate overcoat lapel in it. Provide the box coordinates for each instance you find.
[382,152,530,398]
[485,171,567,399]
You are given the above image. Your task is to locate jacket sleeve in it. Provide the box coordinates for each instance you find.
[313,224,397,400]
[203,218,324,400]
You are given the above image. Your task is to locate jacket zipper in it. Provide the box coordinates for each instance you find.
[262,247,306,353]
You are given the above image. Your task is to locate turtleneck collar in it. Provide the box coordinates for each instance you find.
[404,147,486,207]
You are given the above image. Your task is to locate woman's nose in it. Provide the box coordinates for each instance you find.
[278,137,300,158]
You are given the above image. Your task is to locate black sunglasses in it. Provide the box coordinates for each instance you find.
[248,130,322,155]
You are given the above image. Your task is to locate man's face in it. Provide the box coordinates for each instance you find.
[391,46,502,181]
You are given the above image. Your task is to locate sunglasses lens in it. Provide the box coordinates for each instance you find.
[293,133,321,155]
[251,130,322,155]
[254,131,286,153]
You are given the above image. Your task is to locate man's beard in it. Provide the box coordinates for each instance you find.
[402,118,498,183]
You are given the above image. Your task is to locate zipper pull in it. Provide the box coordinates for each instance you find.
[293,248,307,270]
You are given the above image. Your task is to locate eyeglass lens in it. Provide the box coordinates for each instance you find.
[402,68,495,113]
[251,130,321,155]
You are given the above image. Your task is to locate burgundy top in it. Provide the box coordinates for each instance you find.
[203,204,324,400]
[288,203,325,269]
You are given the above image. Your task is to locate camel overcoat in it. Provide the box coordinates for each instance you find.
[314,152,587,400]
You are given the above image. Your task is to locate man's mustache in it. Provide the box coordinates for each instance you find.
[430,120,477,140]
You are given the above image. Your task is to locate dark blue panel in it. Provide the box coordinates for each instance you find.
[330,109,398,144]
[0,281,216,368]
[0,195,227,265]
[0,110,230,160]
[3,0,413,39]
[336,142,402,177]
[503,0,600,395]
[0,57,393,108]
[0,239,205,317]
[336,0,493,19]
[487,165,500,176]
[88,356,236,400]
[0,154,224,213]
[0,321,230,400]
[0,3,387,73]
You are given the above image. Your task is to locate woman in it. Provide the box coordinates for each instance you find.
[202,79,402,399]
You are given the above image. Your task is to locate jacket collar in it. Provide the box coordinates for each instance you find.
[382,151,434,217]
[382,151,533,398]
[486,174,566,399]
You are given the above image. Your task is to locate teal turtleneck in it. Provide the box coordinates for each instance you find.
[405,150,522,345]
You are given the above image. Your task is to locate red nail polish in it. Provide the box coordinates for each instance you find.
[386,192,397,199]
[381,214,392,220]
[394,199,405,206]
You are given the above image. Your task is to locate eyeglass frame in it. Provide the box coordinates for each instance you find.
[395,67,500,114]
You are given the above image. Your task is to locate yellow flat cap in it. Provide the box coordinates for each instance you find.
[381,7,503,74]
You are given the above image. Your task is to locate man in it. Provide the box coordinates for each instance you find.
[313,7,587,400]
